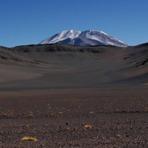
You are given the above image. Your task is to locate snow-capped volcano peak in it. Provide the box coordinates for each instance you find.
[40,30,128,47]
[41,30,81,44]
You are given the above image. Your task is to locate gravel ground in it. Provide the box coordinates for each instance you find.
[0,89,147,148]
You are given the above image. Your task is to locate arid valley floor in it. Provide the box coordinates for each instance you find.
[0,44,147,147]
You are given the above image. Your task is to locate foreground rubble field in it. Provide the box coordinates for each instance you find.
[0,89,147,148]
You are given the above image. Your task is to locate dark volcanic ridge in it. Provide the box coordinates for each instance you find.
[0,43,147,90]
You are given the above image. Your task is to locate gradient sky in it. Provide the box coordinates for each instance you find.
[0,0,148,47]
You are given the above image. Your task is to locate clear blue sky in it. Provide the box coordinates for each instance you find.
[0,0,148,47]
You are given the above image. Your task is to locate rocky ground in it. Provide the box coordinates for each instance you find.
[0,88,147,148]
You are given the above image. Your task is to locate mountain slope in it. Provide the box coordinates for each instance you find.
[40,30,128,47]
[0,43,147,90]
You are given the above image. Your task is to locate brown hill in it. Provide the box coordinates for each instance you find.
[0,44,147,90]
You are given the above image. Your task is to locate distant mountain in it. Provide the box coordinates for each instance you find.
[40,30,128,47]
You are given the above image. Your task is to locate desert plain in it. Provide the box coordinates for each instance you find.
[0,44,147,147]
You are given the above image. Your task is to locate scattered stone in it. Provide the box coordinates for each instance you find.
[115,134,123,139]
